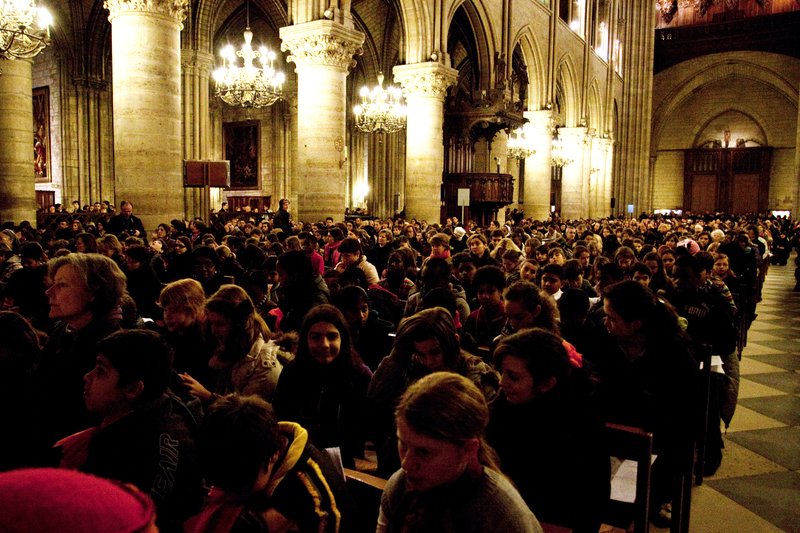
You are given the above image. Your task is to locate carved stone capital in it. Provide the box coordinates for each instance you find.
[104,0,188,26]
[392,63,458,99]
[280,20,364,70]
[181,49,214,75]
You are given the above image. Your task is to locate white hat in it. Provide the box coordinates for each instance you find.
[453,227,467,239]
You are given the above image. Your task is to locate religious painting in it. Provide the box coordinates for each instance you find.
[224,121,260,189]
[33,86,51,183]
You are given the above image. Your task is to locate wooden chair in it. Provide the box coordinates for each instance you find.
[343,468,387,533]
[604,422,654,533]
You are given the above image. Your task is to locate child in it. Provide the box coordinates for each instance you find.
[540,263,564,301]
[377,373,540,532]
[563,259,597,297]
[187,394,349,533]
[464,266,507,351]
[57,329,202,529]
[501,250,523,286]
[519,258,540,285]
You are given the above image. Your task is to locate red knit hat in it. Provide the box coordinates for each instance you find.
[0,468,156,533]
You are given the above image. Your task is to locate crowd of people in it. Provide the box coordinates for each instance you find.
[0,200,798,532]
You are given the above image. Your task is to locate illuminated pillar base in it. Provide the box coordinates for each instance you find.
[0,59,36,225]
[589,137,614,218]
[394,62,458,224]
[281,20,364,223]
[107,3,186,230]
[523,110,554,222]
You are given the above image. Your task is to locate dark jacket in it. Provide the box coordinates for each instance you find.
[108,213,146,238]
[272,208,292,235]
[273,356,372,468]
[277,274,330,333]
[487,381,609,533]
[31,318,120,457]
[62,394,203,531]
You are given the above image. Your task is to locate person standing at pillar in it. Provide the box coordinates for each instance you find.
[272,199,293,236]
[108,201,146,239]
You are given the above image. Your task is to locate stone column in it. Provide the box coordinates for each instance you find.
[559,127,587,220]
[523,110,554,221]
[393,62,458,224]
[795,91,800,214]
[613,1,655,214]
[0,59,36,225]
[181,49,214,220]
[280,20,364,223]
[105,0,188,230]
[591,136,614,218]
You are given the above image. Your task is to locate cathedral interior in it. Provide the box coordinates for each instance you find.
[1,0,798,230]
[1,2,800,531]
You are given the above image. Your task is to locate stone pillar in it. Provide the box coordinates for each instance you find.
[0,59,36,225]
[614,1,655,214]
[393,62,458,224]
[591,136,614,218]
[280,20,364,223]
[523,110,554,221]
[559,127,587,220]
[72,78,113,207]
[181,49,214,220]
[794,95,799,213]
[105,0,188,230]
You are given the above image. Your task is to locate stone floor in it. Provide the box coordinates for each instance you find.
[654,256,800,533]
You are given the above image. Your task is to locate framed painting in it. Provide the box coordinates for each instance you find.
[224,120,261,189]
[33,86,51,183]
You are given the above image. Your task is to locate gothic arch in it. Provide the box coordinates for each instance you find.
[587,78,601,131]
[556,54,579,127]
[395,0,432,63]
[692,108,769,148]
[447,0,495,90]
[512,27,546,110]
[195,0,288,56]
[652,53,798,153]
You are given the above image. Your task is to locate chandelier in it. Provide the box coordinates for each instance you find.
[0,0,52,61]
[507,126,536,160]
[551,135,573,168]
[212,0,284,108]
[353,72,406,134]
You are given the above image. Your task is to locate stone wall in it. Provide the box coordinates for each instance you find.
[652,51,800,212]
[32,47,62,205]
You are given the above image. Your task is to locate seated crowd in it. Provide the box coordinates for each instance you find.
[0,207,797,532]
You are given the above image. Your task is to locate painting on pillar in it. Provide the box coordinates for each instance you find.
[33,86,51,183]
[224,120,261,189]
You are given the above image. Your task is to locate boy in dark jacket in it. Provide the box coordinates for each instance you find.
[56,329,202,531]
[187,394,350,533]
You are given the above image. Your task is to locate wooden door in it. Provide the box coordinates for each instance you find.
[690,174,717,212]
[731,174,759,214]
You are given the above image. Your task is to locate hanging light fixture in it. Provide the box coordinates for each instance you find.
[353,72,406,134]
[551,133,574,168]
[0,0,52,61]
[213,0,285,108]
[507,126,536,160]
